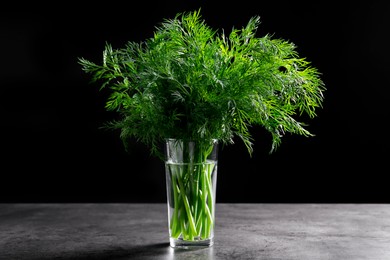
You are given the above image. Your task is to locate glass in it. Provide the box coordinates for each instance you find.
[164,138,218,248]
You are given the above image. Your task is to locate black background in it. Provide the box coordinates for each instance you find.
[1,1,389,203]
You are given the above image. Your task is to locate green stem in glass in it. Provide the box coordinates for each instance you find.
[167,139,216,241]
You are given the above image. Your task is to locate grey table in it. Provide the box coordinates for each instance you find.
[0,203,389,260]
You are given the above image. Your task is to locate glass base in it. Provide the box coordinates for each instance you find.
[170,237,214,248]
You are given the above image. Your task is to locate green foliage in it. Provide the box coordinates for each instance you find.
[79,9,325,158]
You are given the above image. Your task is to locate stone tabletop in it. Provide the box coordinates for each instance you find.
[0,203,389,259]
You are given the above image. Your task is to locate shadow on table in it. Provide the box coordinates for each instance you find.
[25,242,215,260]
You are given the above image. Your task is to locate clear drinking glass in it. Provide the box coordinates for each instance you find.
[165,138,218,248]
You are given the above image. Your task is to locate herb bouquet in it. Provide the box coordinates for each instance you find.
[79,10,325,248]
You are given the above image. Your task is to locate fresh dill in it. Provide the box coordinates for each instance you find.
[79,9,325,157]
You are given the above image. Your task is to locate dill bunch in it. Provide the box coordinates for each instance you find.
[79,9,325,157]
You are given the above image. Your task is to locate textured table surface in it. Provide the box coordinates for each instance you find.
[1,203,390,260]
